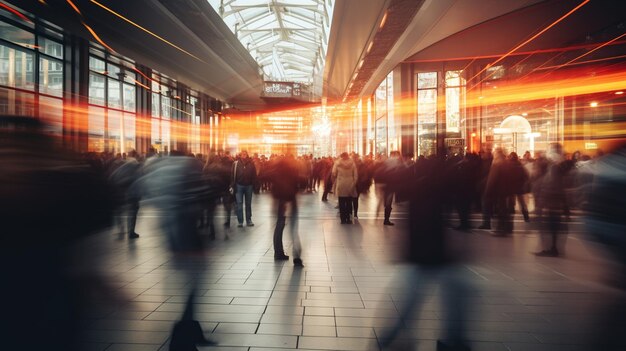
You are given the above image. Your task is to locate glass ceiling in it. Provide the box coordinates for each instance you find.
[208,0,334,86]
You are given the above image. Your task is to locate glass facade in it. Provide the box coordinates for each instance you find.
[0,5,63,141]
[0,1,224,155]
[417,72,437,156]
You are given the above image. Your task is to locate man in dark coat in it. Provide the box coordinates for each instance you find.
[378,156,472,351]
[267,155,303,266]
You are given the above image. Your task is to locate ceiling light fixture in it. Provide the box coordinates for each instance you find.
[379,11,388,30]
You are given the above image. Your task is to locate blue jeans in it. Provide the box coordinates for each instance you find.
[235,184,253,224]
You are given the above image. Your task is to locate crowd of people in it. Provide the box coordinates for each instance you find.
[3,114,623,351]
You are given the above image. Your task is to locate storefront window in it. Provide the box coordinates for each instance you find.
[39,95,62,136]
[0,44,35,90]
[107,77,121,109]
[39,37,62,59]
[417,72,437,156]
[39,57,63,97]
[444,70,466,154]
[88,73,105,105]
[122,82,135,112]
[0,21,34,48]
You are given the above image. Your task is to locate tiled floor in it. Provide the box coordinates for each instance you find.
[74,191,626,351]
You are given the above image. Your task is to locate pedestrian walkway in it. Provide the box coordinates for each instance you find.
[75,191,625,351]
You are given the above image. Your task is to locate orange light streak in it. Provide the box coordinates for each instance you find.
[132,79,150,90]
[89,0,206,63]
[469,0,590,82]
[82,22,115,52]
[65,0,81,15]
[0,3,32,23]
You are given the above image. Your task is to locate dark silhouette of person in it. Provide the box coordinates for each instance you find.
[377,156,473,351]
[267,154,303,266]
[109,150,142,239]
[534,144,570,256]
[138,151,217,350]
[507,152,530,223]
[374,151,404,226]
[1,116,114,351]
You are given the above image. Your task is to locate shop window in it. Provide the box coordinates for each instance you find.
[417,72,437,156]
[39,37,62,59]
[39,95,62,136]
[122,82,135,112]
[0,21,35,48]
[89,56,105,73]
[445,70,465,136]
[88,73,105,105]
[107,77,121,109]
[39,56,63,97]
[0,44,34,90]
[485,65,505,80]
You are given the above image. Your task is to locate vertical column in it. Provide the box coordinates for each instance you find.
[135,64,151,154]
[63,35,89,152]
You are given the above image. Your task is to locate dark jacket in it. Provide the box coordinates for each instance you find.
[233,157,257,186]
[407,158,448,265]
[268,157,299,201]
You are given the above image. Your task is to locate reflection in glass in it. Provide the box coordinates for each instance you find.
[39,96,63,136]
[39,57,63,97]
[418,71,437,89]
[39,37,63,59]
[88,73,105,105]
[0,45,34,90]
[123,83,135,112]
[107,78,121,109]
[88,106,105,152]
[0,21,35,47]
[417,73,437,156]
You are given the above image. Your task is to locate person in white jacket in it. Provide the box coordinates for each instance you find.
[332,152,358,224]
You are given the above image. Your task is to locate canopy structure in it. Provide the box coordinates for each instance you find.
[208,0,333,97]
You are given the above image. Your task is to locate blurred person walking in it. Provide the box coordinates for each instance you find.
[1,117,114,351]
[332,152,358,224]
[374,151,404,226]
[483,148,515,236]
[139,151,217,350]
[267,155,304,266]
[109,150,142,239]
[534,144,570,257]
[377,156,472,351]
[353,154,372,219]
[508,152,530,222]
[232,150,257,227]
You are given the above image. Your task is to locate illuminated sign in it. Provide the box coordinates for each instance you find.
[263,82,293,98]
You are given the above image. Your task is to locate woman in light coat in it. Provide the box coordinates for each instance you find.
[332,152,358,224]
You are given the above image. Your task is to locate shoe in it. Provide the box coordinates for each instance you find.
[274,254,289,260]
[478,224,491,230]
[437,340,471,351]
[523,213,530,222]
[354,214,358,218]
[534,249,559,257]
[247,222,254,226]
[293,258,304,267]
[237,223,243,228]
[346,220,353,224]
[170,320,216,351]
[383,220,394,226]
[224,221,230,228]
[128,232,140,239]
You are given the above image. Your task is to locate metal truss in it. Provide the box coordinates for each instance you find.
[209,0,333,84]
